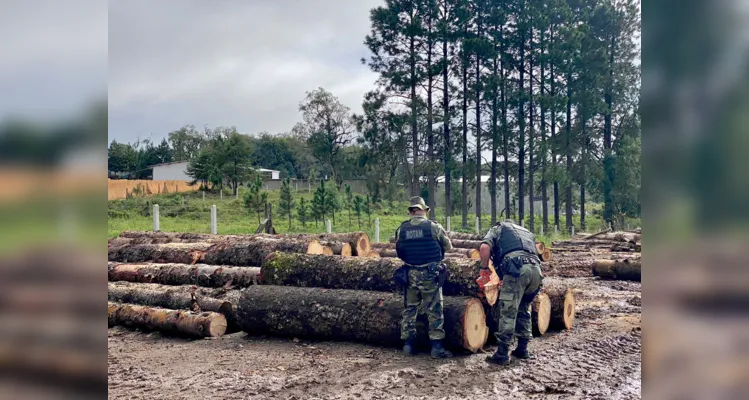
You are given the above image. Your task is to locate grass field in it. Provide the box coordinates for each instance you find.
[108,187,638,247]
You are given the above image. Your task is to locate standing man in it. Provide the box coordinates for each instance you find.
[394,196,453,359]
[479,220,543,365]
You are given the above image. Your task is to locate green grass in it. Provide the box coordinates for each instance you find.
[108,188,639,247]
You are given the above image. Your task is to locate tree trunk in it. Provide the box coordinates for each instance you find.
[446,231,484,240]
[550,26,560,230]
[108,302,227,338]
[603,32,616,226]
[528,16,535,232]
[443,30,452,219]
[461,52,469,229]
[427,14,436,219]
[235,286,488,353]
[259,253,483,297]
[410,34,419,196]
[108,262,261,287]
[107,282,238,332]
[517,15,526,227]
[592,259,641,281]
[501,41,511,222]
[540,30,549,234]
[491,56,499,225]
[542,280,576,330]
[475,14,483,233]
[565,70,574,232]
[108,238,325,266]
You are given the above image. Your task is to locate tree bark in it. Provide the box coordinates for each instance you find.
[446,231,485,241]
[461,50,469,229]
[108,262,261,288]
[592,259,641,281]
[259,253,483,296]
[108,302,227,338]
[235,286,488,353]
[517,6,526,227]
[565,70,574,232]
[542,280,576,330]
[107,282,238,332]
[475,11,483,233]
[108,238,325,266]
[528,12,535,232]
[442,9,452,219]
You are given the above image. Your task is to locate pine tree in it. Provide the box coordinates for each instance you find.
[243,175,265,223]
[364,194,372,227]
[353,195,364,229]
[297,197,309,227]
[344,184,354,226]
[279,177,296,230]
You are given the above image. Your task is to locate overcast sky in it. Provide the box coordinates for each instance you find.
[109,0,383,144]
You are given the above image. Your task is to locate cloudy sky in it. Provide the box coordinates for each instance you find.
[109,0,384,144]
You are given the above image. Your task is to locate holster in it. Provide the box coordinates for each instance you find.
[393,264,409,288]
[428,261,449,288]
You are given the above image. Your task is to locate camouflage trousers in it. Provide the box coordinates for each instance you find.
[400,266,445,341]
[494,261,543,347]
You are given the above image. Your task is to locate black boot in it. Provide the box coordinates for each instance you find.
[486,343,510,365]
[403,338,417,356]
[430,340,453,359]
[511,338,531,359]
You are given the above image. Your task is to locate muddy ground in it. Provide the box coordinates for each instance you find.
[108,276,641,400]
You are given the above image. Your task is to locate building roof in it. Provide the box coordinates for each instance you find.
[436,175,504,183]
[149,161,280,174]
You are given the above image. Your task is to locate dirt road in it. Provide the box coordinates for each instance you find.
[108,277,641,399]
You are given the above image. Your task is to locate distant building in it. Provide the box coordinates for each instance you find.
[150,161,280,182]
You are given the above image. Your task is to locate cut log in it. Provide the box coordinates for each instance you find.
[376,248,399,258]
[542,280,576,330]
[322,246,334,256]
[259,253,483,296]
[541,248,552,262]
[592,258,641,281]
[364,250,381,258]
[108,262,261,287]
[583,228,612,240]
[448,239,483,250]
[532,292,552,335]
[108,238,325,266]
[535,241,546,254]
[466,249,480,259]
[320,241,353,256]
[235,285,488,352]
[446,232,484,241]
[276,232,370,256]
[108,302,227,338]
[107,282,238,331]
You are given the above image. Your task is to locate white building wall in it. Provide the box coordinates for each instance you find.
[152,162,190,181]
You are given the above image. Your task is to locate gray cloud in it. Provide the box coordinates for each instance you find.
[109,0,383,143]
[0,0,107,120]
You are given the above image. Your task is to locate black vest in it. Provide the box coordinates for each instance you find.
[490,222,537,264]
[396,219,443,266]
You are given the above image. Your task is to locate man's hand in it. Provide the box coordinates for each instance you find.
[479,243,492,269]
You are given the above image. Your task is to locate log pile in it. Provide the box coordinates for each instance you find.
[107,229,583,350]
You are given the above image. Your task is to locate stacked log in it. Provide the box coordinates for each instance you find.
[259,253,482,296]
[235,285,488,353]
[107,282,239,331]
[108,237,325,266]
[542,279,576,330]
[592,258,641,281]
[108,262,261,287]
[275,232,370,256]
[446,232,484,241]
[108,302,227,338]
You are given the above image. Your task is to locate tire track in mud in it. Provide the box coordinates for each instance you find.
[488,330,641,399]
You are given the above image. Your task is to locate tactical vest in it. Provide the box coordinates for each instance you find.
[396,219,443,266]
[490,222,537,265]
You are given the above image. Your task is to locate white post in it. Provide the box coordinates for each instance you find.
[152,204,160,232]
[555,225,559,234]
[374,218,380,243]
[211,205,217,234]
[236,187,239,199]
[475,216,480,234]
[540,225,544,236]
[446,216,451,232]
[220,190,223,201]
[520,219,524,228]
[202,191,205,202]
[609,222,612,231]
[326,219,332,233]
[627,223,630,230]
[571,225,575,236]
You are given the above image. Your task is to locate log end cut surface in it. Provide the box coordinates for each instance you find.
[532,293,551,335]
[466,249,480,259]
[341,243,353,257]
[355,233,371,257]
[561,290,576,330]
[307,240,325,255]
[541,248,552,262]
[462,298,489,352]
[322,247,334,256]
[364,251,381,258]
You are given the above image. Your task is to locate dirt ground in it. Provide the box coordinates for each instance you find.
[108,276,641,400]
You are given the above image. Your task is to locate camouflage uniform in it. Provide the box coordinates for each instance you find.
[396,215,452,341]
[482,226,543,348]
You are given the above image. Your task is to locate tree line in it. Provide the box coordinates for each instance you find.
[108,0,640,233]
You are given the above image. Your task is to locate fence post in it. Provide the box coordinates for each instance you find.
[446,216,451,232]
[152,204,160,232]
[202,190,205,203]
[211,205,217,234]
[326,219,332,234]
[220,190,223,201]
[540,224,544,236]
[571,225,575,236]
[236,187,239,199]
[374,218,380,243]
[555,225,559,234]
[475,216,480,234]
[520,219,524,228]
